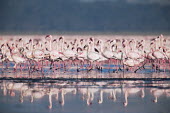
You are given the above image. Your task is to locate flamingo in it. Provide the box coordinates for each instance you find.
[59,88,66,106]
[40,85,60,109]
[12,54,26,70]
[150,37,168,72]
[86,86,99,105]
[93,40,108,71]
[23,39,34,60]
[122,40,146,72]
[151,36,167,59]
[7,44,26,71]
[123,87,141,107]
[30,89,45,103]
[31,42,45,71]
[49,38,63,61]
[47,88,55,109]
[6,82,25,96]
[98,88,118,104]
[59,87,77,106]
[86,38,100,61]
[19,84,31,103]
[2,81,7,96]
[151,88,165,103]
[47,37,64,69]
[83,44,99,70]
[62,45,77,59]
[125,39,142,60]
[78,87,87,100]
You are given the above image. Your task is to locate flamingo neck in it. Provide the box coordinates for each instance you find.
[55,92,58,100]
[124,91,128,106]
[90,41,95,52]
[99,90,103,104]
[113,89,116,101]
[31,94,33,103]
[49,38,52,51]
[61,90,65,106]
[3,82,7,96]
[91,92,94,101]
[155,39,159,50]
[154,96,158,103]
[61,39,64,52]
[87,92,91,105]
[56,41,58,51]
[49,93,52,109]
[108,43,112,51]
[100,41,104,53]
[125,44,128,55]
[133,39,136,52]
[31,39,33,51]
[143,40,146,48]
[20,90,24,103]
[141,89,145,98]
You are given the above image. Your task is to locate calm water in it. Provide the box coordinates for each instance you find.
[0,80,170,113]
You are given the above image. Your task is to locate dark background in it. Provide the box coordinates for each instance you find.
[0,0,170,34]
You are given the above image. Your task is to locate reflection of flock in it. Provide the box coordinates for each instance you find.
[0,34,170,74]
[1,80,170,109]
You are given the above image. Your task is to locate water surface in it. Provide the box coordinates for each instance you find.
[0,79,170,113]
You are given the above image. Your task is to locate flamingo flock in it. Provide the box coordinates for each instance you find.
[0,34,170,74]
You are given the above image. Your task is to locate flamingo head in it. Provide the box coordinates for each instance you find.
[87,101,92,106]
[72,89,77,95]
[1,44,4,48]
[72,47,75,50]
[74,39,77,43]
[77,47,83,52]
[19,96,23,103]
[29,39,32,43]
[25,47,29,50]
[89,37,93,42]
[129,40,133,45]
[81,96,85,100]
[59,37,63,41]
[19,47,24,53]
[153,97,157,103]
[80,39,84,42]
[118,50,122,52]
[140,94,145,98]
[108,95,113,99]
[48,105,52,109]
[116,39,120,42]
[94,48,99,53]
[123,102,128,107]
[10,91,15,97]
[53,39,57,42]
[59,100,64,106]
[97,40,100,45]
[19,38,22,42]
[98,99,102,104]
[163,39,166,42]
[15,44,18,48]
[84,45,89,50]
[110,40,114,43]
[45,35,52,39]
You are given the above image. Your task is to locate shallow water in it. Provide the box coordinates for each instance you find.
[0,79,170,113]
[0,59,170,113]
